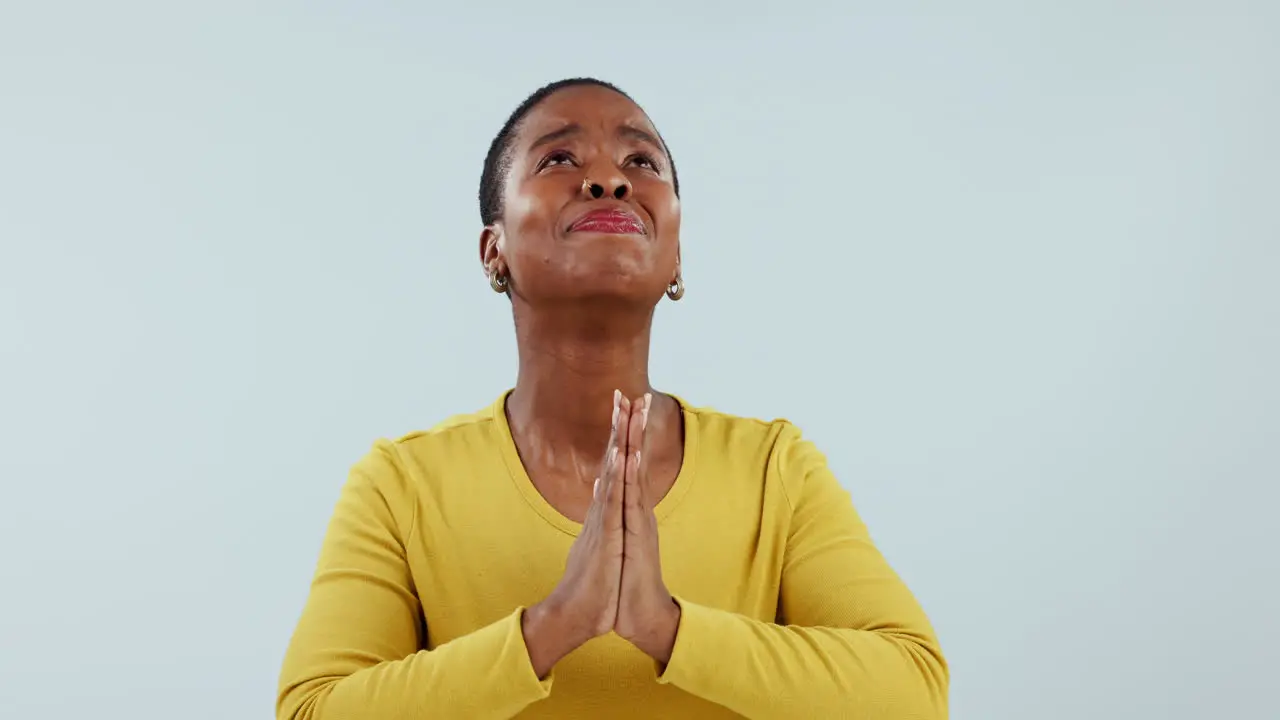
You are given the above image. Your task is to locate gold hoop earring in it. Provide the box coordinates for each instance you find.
[490,270,509,293]
[666,274,684,301]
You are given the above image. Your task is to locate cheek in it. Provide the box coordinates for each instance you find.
[505,190,547,237]
[663,195,681,235]
[654,193,681,251]
[502,184,562,263]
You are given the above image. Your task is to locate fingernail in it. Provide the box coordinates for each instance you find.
[643,393,652,418]
[593,478,600,497]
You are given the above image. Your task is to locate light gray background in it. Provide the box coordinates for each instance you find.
[1,2,1276,719]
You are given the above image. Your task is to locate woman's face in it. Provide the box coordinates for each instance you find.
[482,85,681,306]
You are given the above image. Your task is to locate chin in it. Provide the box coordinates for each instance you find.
[565,249,651,283]
[562,273,663,305]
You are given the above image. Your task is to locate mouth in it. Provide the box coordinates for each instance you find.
[567,208,647,236]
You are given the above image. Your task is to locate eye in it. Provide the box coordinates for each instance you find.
[538,150,577,171]
[626,153,662,172]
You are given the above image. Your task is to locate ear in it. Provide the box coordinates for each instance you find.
[479,224,505,278]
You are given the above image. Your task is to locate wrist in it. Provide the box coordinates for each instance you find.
[522,597,595,679]
[633,598,682,665]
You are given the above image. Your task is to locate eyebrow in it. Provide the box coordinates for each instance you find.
[528,124,583,153]
[617,125,666,156]
[526,122,667,157]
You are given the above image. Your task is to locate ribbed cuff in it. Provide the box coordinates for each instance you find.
[503,606,556,698]
[654,595,722,689]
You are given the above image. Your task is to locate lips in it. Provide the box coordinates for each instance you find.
[567,208,646,235]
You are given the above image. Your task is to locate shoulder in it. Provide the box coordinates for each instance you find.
[679,398,828,506]
[347,399,502,506]
[679,396,815,457]
[389,404,498,464]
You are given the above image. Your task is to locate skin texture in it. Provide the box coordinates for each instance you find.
[477,84,685,675]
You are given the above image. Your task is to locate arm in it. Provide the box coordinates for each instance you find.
[655,424,949,719]
[276,443,554,720]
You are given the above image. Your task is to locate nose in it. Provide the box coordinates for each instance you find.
[581,167,631,201]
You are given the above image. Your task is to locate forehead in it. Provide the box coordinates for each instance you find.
[513,85,658,148]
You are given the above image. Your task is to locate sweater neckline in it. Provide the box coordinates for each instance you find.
[489,389,700,537]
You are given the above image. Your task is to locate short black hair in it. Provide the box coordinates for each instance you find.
[478,77,679,226]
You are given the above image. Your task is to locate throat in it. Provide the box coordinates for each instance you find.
[505,389,687,526]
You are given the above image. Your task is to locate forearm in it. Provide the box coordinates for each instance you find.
[278,607,552,720]
[657,598,948,720]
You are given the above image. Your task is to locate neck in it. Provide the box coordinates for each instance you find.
[506,302,657,456]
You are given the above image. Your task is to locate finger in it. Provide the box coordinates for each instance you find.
[602,390,625,478]
[611,395,631,492]
[583,466,602,527]
[642,393,653,454]
[626,394,647,462]
[600,396,630,527]
[587,391,622,526]
[621,393,643,506]
[623,444,642,511]
[639,393,653,508]
[622,443,653,541]
[610,388,622,441]
[624,394,645,489]
[623,394,651,521]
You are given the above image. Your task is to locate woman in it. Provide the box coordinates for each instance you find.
[277,78,948,719]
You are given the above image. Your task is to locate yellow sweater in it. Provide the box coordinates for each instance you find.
[278,393,948,719]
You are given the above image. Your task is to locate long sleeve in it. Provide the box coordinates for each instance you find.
[276,443,552,720]
[656,423,948,719]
